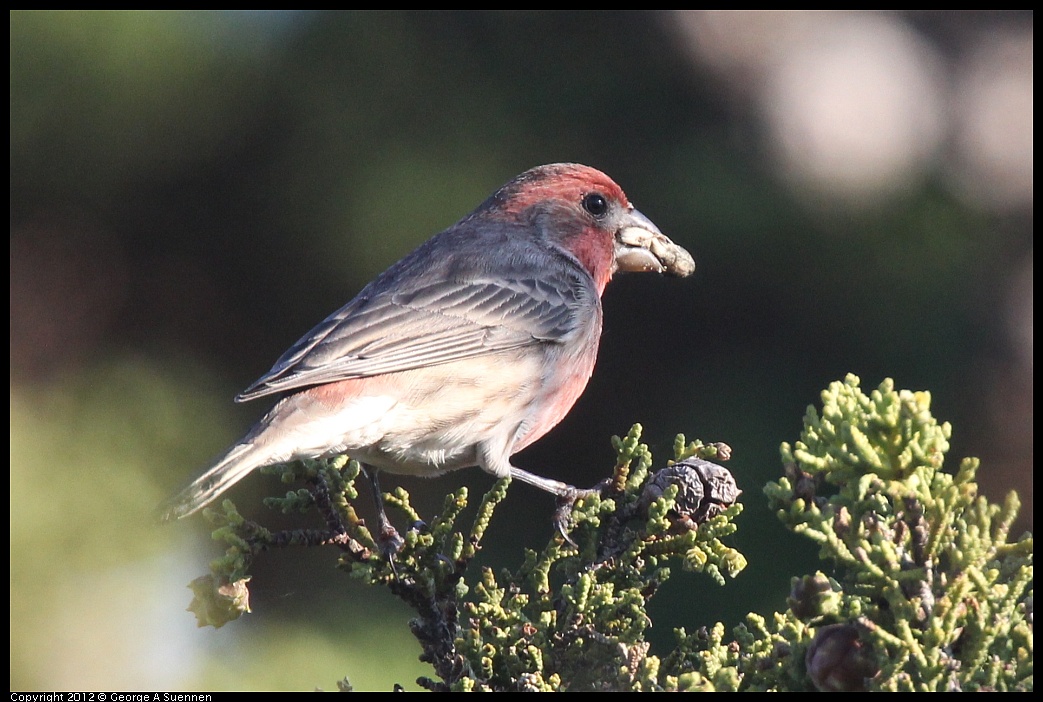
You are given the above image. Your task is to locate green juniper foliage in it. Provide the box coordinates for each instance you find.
[188,375,1031,691]
[760,375,1033,692]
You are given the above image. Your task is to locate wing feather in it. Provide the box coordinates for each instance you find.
[236,268,592,402]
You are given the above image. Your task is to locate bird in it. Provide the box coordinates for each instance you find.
[160,163,695,541]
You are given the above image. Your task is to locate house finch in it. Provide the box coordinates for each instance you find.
[161,163,694,538]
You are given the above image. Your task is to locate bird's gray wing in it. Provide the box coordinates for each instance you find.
[236,271,592,402]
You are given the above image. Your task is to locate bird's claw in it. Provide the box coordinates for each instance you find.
[377,523,405,558]
[553,480,611,546]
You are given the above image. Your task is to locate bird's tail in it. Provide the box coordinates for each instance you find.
[158,442,267,521]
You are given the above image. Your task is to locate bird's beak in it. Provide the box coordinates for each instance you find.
[614,209,695,278]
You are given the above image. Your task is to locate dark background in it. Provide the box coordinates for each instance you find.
[11,11,1032,691]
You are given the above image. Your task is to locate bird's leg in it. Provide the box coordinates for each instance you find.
[363,466,405,555]
[508,466,611,545]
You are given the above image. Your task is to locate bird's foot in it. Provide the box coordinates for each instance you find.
[553,479,611,546]
[377,522,405,557]
[362,466,406,558]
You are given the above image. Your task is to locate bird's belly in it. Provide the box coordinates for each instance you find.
[283,352,562,477]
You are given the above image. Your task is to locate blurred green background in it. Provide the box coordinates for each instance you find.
[10,10,1032,692]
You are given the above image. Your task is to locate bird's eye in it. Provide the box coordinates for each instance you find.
[582,192,609,218]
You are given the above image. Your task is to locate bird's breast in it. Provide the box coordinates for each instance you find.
[261,309,604,477]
